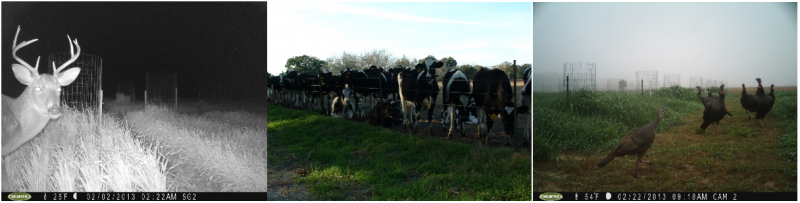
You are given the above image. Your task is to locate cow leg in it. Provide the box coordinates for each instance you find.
[412,105,419,134]
[476,108,484,139]
[427,95,437,136]
[448,104,455,139]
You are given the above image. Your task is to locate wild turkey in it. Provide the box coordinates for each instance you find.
[707,88,719,100]
[769,84,776,105]
[740,84,757,120]
[696,86,717,105]
[701,84,732,131]
[597,106,668,178]
[754,78,774,127]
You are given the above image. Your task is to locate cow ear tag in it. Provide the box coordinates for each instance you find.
[491,113,497,120]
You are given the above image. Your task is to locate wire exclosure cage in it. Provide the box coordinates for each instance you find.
[703,79,728,90]
[146,71,177,110]
[48,53,103,110]
[561,62,596,92]
[690,76,704,88]
[663,74,680,87]
[635,71,659,90]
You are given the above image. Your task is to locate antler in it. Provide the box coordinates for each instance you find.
[52,34,80,74]
[12,26,40,74]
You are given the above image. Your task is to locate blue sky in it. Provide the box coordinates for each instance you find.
[267,2,532,74]
[532,3,797,91]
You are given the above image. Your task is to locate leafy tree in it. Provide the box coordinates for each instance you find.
[459,64,479,79]
[394,54,413,68]
[285,55,326,74]
[493,61,514,78]
[437,56,458,81]
[619,79,627,91]
[361,49,395,69]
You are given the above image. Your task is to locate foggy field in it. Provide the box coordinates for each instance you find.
[531,87,797,192]
[266,104,531,200]
[2,101,267,192]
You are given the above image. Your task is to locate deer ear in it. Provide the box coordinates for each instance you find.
[11,64,37,85]
[57,67,81,86]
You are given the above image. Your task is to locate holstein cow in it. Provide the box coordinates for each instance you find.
[363,65,392,103]
[386,65,405,101]
[331,87,356,119]
[441,69,471,138]
[398,57,443,135]
[519,67,532,144]
[339,68,370,120]
[318,71,341,115]
[267,73,283,103]
[472,68,517,144]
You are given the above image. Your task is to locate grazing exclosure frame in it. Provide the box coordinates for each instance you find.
[636,70,659,90]
[690,76,704,88]
[48,52,103,110]
[663,74,680,87]
[562,62,596,92]
[146,71,177,109]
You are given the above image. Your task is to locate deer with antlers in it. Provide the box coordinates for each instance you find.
[2,26,81,157]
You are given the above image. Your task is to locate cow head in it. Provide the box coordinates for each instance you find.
[415,58,443,85]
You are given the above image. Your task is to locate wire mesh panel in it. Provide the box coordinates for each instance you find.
[635,71,658,90]
[704,79,728,89]
[663,74,680,87]
[690,76,703,87]
[48,53,102,109]
[146,71,177,108]
[561,62,596,91]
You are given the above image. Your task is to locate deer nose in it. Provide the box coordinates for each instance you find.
[48,104,62,117]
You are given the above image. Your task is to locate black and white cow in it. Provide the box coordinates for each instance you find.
[398,57,443,135]
[441,69,471,138]
[317,71,342,115]
[339,68,371,120]
[282,70,302,108]
[331,87,355,119]
[472,67,517,144]
[267,73,283,103]
[519,67,532,143]
[387,65,405,101]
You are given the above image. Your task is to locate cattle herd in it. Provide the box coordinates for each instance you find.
[267,57,532,147]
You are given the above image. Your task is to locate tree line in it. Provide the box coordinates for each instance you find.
[283,49,531,80]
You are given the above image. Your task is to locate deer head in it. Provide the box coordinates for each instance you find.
[9,26,81,118]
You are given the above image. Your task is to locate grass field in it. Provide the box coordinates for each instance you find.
[267,104,532,200]
[2,100,267,192]
[531,86,797,192]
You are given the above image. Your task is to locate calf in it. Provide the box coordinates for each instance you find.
[472,68,517,144]
[441,69,471,139]
[398,57,443,135]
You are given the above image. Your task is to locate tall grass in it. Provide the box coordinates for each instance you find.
[531,87,703,161]
[127,105,267,192]
[3,108,168,191]
[770,91,797,163]
[267,104,531,200]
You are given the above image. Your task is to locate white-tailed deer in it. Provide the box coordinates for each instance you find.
[2,26,81,157]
